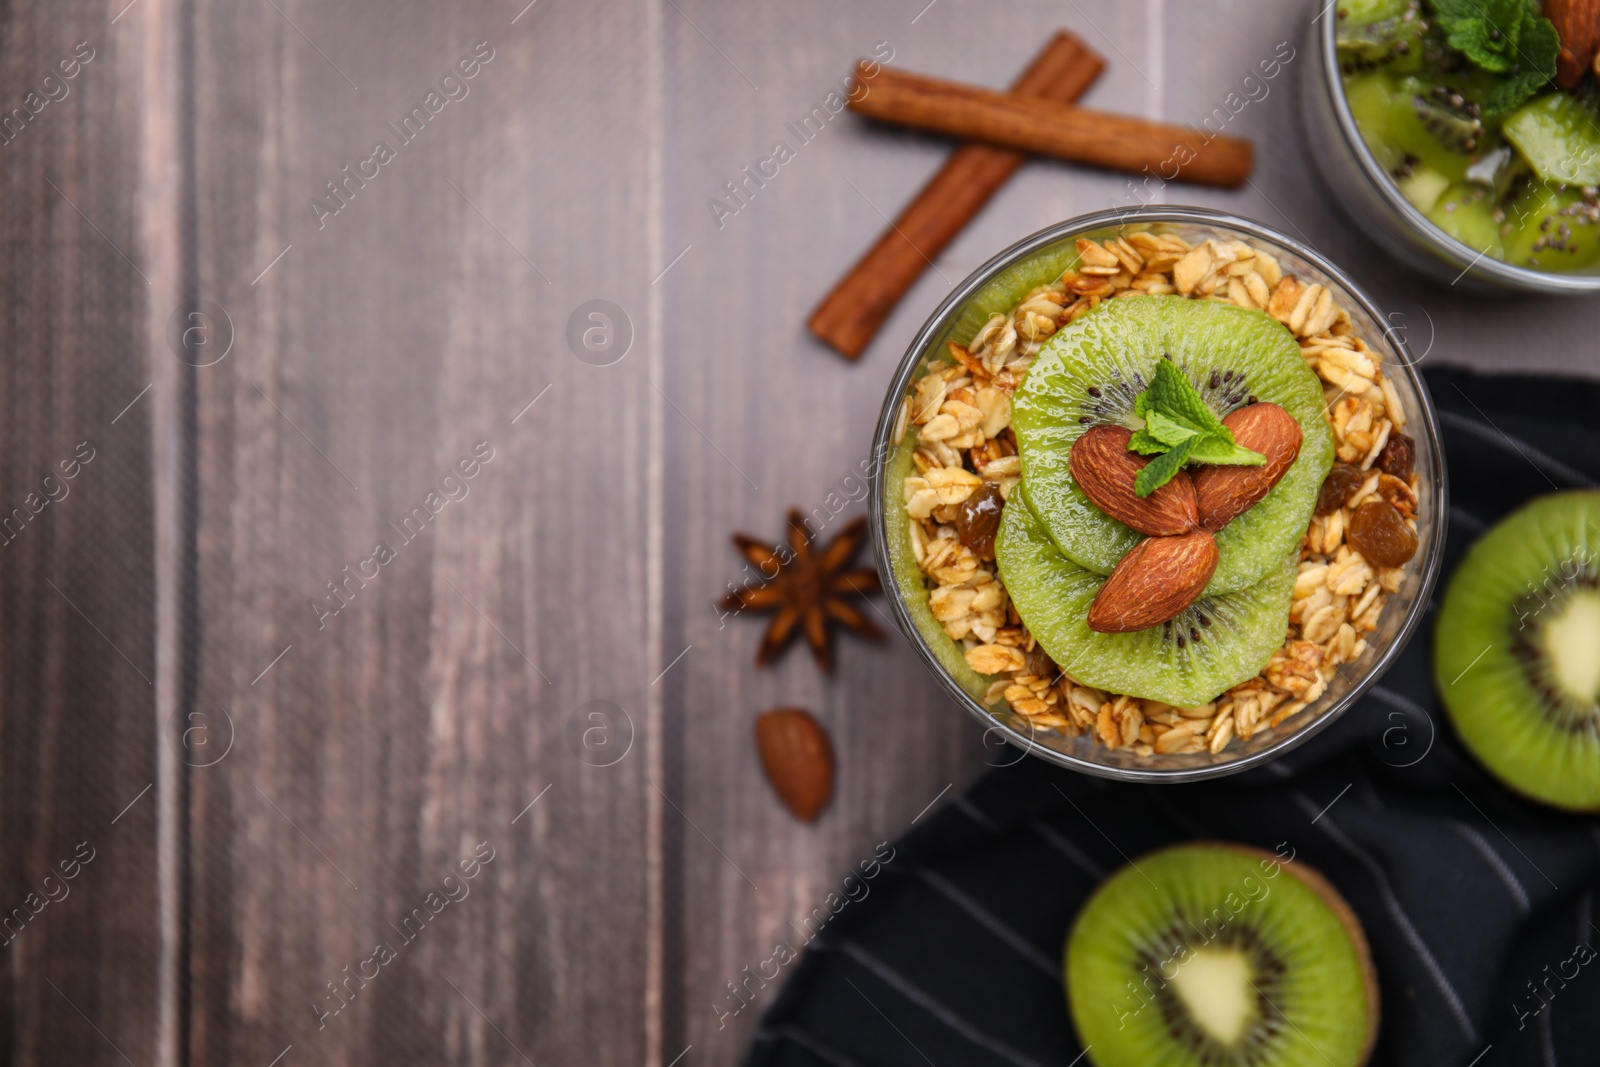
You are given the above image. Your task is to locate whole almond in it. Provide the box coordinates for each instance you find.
[1070,425,1198,536]
[1193,403,1302,531]
[1087,530,1218,633]
[1547,0,1600,88]
[755,709,833,822]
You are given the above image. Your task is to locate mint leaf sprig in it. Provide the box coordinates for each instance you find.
[1127,360,1265,498]
[1429,0,1559,118]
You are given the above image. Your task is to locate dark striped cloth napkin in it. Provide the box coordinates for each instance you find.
[747,368,1600,1067]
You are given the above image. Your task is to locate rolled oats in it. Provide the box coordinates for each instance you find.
[967,643,1026,675]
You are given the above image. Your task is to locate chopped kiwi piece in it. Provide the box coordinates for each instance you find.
[995,497,1296,707]
[1425,181,1505,257]
[1501,180,1600,271]
[1336,0,1409,24]
[1408,83,1486,153]
[1011,297,1333,597]
[1502,92,1600,187]
[1435,492,1600,811]
[1336,1,1427,76]
[1066,843,1378,1067]
[1344,72,1481,182]
[1396,162,1453,212]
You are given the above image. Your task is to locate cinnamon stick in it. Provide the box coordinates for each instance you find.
[809,32,1105,361]
[850,64,1254,190]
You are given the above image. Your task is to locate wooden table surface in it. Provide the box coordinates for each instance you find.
[5,1,1598,1064]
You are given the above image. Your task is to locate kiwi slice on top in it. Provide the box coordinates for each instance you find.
[995,494,1296,707]
[1434,492,1600,811]
[1066,843,1378,1067]
[1012,296,1333,597]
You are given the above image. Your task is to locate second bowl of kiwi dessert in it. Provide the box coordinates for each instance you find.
[1306,0,1600,291]
[869,207,1447,781]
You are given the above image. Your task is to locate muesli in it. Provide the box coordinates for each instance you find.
[893,232,1421,757]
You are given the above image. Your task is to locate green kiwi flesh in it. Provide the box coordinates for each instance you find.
[1434,491,1600,811]
[1066,842,1378,1067]
[1011,296,1334,596]
[1500,180,1600,273]
[1344,72,1482,183]
[1425,181,1505,259]
[995,495,1297,708]
[1335,0,1425,76]
[1502,92,1600,188]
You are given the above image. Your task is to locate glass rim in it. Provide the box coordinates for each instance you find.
[1314,11,1600,294]
[868,205,1450,783]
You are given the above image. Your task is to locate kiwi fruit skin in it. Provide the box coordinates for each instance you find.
[1012,296,1334,597]
[995,495,1297,708]
[1434,491,1600,812]
[1066,842,1378,1067]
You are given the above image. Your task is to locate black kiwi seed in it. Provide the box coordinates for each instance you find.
[1191,627,1201,642]
[1209,371,1221,389]
[1197,612,1211,627]
[1088,386,1102,397]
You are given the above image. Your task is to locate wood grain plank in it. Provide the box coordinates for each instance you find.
[183,1,661,1064]
[652,3,1157,1062]
[0,1,173,1064]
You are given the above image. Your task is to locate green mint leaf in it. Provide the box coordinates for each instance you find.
[1431,0,1527,72]
[1145,360,1224,435]
[1127,428,1168,455]
[1188,429,1268,467]
[1142,409,1204,448]
[1134,436,1198,498]
[1482,15,1558,118]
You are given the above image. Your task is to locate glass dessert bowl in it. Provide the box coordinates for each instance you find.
[869,207,1447,782]
[1304,0,1600,292]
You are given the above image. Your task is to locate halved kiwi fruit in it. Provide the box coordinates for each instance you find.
[1012,296,1333,597]
[1434,491,1600,811]
[995,494,1296,708]
[1066,842,1378,1067]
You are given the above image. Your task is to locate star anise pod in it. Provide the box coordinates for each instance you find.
[720,509,884,671]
